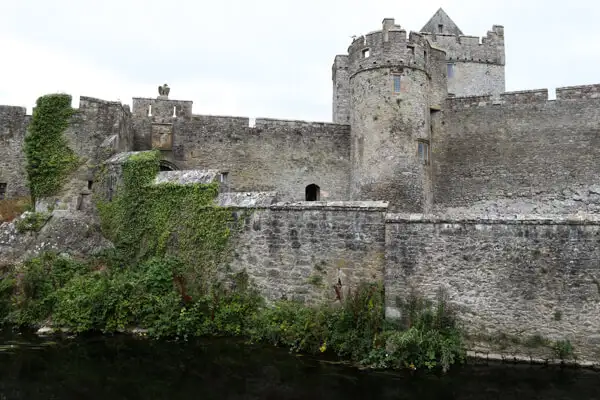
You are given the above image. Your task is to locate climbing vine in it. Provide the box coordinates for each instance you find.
[96,150,237,296]
[23,94,79,204]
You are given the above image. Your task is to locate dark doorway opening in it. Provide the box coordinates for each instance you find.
[305,184,320,201]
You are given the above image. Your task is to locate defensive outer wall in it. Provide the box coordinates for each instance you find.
[2,13,600,364]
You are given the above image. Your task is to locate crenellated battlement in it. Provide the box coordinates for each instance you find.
[447,85,600,110]
[345,19,444,78]
[0,105,29,136]
[421,25,504,66]
[186,114,349,131]
[556,84,600,100]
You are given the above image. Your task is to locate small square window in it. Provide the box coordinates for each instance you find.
[0,183,6,200]
[362,48,370,58]
[220,172,229,184]
[417,141,430,165]
[447,63,455,78]
[392,75,401,93]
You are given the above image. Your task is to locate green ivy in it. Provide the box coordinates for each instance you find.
[24,94,79,204]
[96,150,237,296]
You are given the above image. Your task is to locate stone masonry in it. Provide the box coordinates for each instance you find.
[2,9,600,364]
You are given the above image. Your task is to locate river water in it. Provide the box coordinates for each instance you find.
[0,331,599,399]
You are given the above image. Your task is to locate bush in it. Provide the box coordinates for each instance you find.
[4,251,466,373]
[0,197,32,223]
[14,211,51,233]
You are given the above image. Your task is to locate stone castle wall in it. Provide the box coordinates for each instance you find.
[385,213,600,363]
[0,97,133,204]
[227,201,387,304]
[172,116,351,202]
[0,106,29,199]
[434,86,600,215]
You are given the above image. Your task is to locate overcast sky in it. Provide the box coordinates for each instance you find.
[1,0,599,121]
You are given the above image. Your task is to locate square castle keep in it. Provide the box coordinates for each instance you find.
[3,9,600,362]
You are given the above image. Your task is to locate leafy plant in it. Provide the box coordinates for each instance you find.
[554,339,574,360]
[23,94,79,205]
[14,211,51,233]
[96,151,238,297]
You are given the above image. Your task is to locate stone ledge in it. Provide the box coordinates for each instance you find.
[153,170,219,185]
[466,351,600,369]
[269,201,389,211]
[386,213,600,225]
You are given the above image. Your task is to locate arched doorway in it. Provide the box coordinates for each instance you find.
[159,160,178,171]
[305,184,320,201]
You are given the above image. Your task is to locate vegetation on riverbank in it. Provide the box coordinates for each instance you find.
[0,251,466,372]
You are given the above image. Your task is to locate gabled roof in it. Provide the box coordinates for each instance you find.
[420,8,463,35]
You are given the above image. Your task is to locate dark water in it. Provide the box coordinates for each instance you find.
[0,331,599,400]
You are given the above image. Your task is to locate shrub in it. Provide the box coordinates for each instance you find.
[5,251,466,373]
[0,197,32,223]
[14,211,51,233]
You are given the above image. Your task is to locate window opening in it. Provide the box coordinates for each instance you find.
[438,24,444,33]
[0,183,6,200]
[148,104,152,117]
[417,141,430,165]
[87,180,93,190]
[172,106,177,118]
[362,48,370,58]
[305,184,320,201]
[392,74,401,93]
[220,172,229,184]
[447,63,455,78]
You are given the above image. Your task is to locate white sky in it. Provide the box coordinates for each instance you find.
[1,0,599,121]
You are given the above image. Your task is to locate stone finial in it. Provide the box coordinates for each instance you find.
[158,83,170,98]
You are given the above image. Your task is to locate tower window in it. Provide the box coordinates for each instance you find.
[220,172,229,184]
[305,184,320,201]
[0,183,6,200]
[447,63,455,78]
[362,48,370,58]
[417,141,430,165]
[438,24,444,33]
[392,74,402,93]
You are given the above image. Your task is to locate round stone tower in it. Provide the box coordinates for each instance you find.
[346,18,447,212]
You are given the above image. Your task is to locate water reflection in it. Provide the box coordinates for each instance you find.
[0,331,599,399]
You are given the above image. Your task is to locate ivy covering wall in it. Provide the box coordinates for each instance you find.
[97,151,236,296]
[24,94,79,204]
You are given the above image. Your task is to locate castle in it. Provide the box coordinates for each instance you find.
[3,9,599,216]
[3,9,600,362]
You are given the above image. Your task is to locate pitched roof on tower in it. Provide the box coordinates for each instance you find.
[420,8,463,35]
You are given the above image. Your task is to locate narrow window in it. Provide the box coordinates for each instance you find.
[148,104,152,117]
[447,63,455,78]
[87,180,93,190]
[417,141,430,165]
[305,184,320,201]
[0,183,6,200]
[172,106,177,118]
[362,48,370,58]
[438,24,444,33]
[220,172,229,184]
[392,74,401,93]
